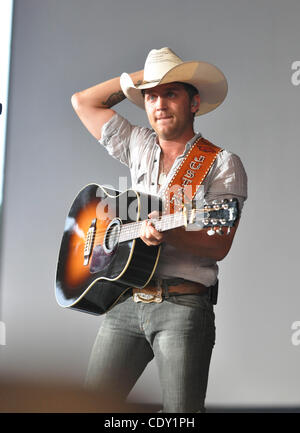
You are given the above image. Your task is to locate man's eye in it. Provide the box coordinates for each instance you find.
[147,95,156,101]
[167,92,175,98]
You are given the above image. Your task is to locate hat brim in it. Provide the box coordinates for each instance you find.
[120,61,228,116]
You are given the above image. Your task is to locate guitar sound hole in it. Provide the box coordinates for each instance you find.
[103,219,121,254]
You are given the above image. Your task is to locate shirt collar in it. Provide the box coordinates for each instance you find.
[182,132,202,156]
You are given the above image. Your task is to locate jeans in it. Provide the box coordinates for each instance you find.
[85,292,215,413]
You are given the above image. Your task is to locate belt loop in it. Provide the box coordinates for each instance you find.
[161,279,170,299]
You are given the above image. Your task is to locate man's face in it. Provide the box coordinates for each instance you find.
[143,83,198,141]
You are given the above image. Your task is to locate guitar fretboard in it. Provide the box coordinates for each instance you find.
[119,210,194,243]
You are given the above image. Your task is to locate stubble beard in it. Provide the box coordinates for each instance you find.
[152,113,194,141]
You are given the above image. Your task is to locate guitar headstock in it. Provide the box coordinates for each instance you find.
[188,198,239,235]
[203,198,239,235]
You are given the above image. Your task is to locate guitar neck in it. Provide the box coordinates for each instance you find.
[118,198,238,243]
[119,210,189,243]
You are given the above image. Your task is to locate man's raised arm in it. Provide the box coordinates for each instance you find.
[71,70,143,140]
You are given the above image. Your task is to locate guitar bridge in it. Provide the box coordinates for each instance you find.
[83,218,96,266]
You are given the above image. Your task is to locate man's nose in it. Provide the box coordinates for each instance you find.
[155,96,167,109]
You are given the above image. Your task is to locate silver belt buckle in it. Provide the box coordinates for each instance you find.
[133,279,163,304]
[133,292,162,303]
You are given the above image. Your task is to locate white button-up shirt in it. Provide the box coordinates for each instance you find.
[99,113,247,286]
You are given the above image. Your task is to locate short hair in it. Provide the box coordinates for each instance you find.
[180,83,199,101]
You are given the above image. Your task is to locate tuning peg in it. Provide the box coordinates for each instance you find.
[207,228,216,236]
[216,228,224,235]
[226,227,231,235]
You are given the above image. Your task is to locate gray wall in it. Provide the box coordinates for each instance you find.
[1,0,300,408]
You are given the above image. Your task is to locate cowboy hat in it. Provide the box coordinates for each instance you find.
[120,47,228,116]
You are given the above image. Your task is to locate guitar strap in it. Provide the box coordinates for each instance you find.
[132,136,222,305]
[163,136,222,213]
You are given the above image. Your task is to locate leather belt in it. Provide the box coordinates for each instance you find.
[132,279,210,304]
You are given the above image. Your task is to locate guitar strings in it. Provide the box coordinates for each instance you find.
[78,207,228,245]
[83,208,223,242]
[90,209,201,240]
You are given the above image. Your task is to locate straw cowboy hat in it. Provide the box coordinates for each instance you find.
[120,47,228,116]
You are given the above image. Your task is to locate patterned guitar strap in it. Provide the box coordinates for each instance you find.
[162,136,222,215]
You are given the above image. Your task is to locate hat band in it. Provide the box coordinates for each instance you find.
[142,79,160,85]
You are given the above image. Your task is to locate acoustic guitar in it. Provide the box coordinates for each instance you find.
[55,184,238,315]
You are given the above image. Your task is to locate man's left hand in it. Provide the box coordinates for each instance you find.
[140,212,165,246]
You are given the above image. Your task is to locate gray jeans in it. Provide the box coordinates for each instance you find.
[85,292,215,413]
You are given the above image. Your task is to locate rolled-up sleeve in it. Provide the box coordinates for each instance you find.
[98,113,135,166]
[98,113,155,173]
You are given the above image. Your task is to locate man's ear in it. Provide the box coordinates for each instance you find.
[191,94,201,114]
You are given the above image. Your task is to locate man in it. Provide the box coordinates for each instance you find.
[71,47,247,412]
